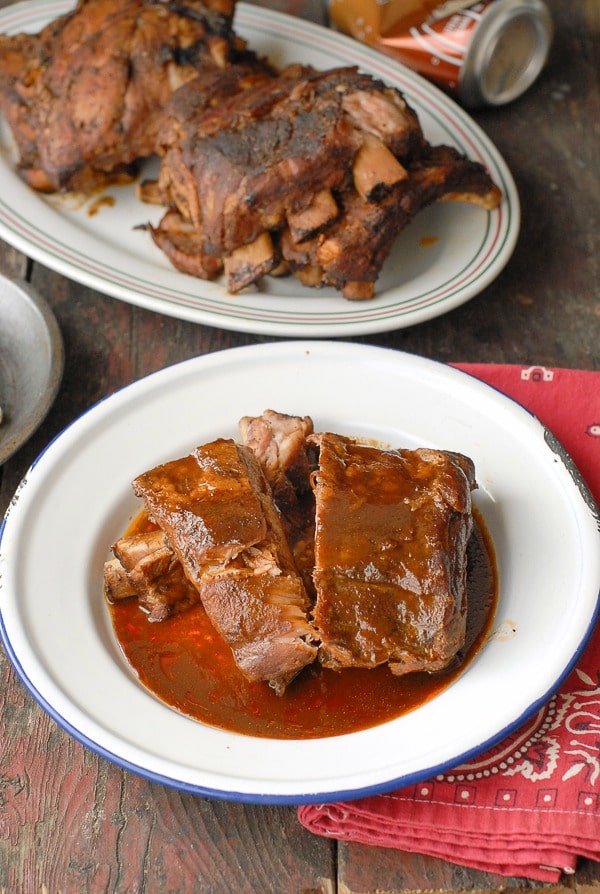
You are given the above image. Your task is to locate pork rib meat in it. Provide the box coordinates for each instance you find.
[309,432,477,674]
[239,409,317,598]
[0,0,252,192]
[130,437,317,693]
[104,414,479,691]
[149,63,501,297]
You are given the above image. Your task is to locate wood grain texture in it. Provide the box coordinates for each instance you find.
[0,634,335,893]
[0,0,598,890]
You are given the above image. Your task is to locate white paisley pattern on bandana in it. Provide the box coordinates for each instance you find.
[433,664,600,811]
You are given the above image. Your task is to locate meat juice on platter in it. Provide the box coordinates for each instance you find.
[104,411,498,739]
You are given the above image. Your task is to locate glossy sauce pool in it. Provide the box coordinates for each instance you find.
[107,509,497,739]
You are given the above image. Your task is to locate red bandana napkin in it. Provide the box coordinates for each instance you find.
[298,363,600,883]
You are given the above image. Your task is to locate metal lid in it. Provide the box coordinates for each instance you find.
[460,0,554,107]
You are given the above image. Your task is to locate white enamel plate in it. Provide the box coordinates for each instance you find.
[0,1,519,337]
[1,342,598,803]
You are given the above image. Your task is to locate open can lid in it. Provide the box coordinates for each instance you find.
[460,0,553,107]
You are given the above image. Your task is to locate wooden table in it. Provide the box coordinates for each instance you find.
[0,1,598,890]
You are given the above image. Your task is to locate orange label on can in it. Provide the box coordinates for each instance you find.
[330,0,493,94]
[382,2,493,91]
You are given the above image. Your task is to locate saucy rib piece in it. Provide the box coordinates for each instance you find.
[106,527,201,622]
[0,0,245,192]
[309,433,477,675]
[103,415,481,694]
[104,410,316,622]
[131,438,317,693]
[239,410,317,598]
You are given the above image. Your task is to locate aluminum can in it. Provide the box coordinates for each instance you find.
[331,0,553,107]
[329,0,553,107]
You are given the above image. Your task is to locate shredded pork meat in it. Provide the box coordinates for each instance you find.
[128,437,317,694]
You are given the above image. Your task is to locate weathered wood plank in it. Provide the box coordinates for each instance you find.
[0,669,335,893]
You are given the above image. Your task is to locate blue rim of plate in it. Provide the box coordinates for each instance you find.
[0,342,599,804]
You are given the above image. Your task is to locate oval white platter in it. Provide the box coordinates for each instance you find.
[0,1,519,337]
[0,341,598,803]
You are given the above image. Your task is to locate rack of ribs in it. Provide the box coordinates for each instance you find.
[148,64,502,298]
[309,432,477,674]
[126,437,317,694]
[0,0,259,192]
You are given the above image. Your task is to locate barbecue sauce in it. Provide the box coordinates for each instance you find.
[107,509,497,739]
